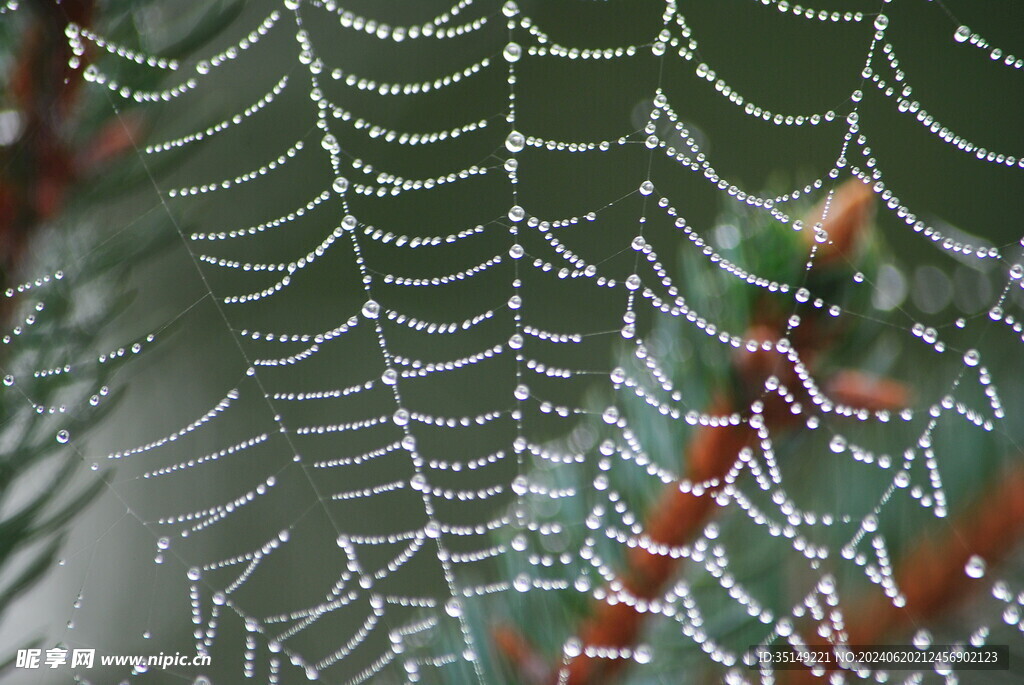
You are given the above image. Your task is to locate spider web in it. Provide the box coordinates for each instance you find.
[8,0,1024,683]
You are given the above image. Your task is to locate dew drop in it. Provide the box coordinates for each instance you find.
[863,514,878,532]
[361,300,380,318]
[954,25,971,43]
[56,429,70,444]
[963,349,979,367]
[912,628,932,650]
[965,555,987,579]
[513,573,531,592]
[503,42,522,63]
[828,435,846,453]
[332,176,349,194]
[445,598,463,617]
[873,14,889,31]
[505,131,525,153]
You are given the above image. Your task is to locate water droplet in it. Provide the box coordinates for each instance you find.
[392,409,409,426]
[602,406,619,424]
[829,435,847,453]
[2,375,13,386]
[610,367,625,384]
[212,592,226,606]
[965,555,987,579]
[954,25,971,43]
[509,244,524,259]
[625,274,641,291]
[445,598,463,617]
[508,205,525,222]
[639,180,654,196]
[963,349,979,366]
[634,645,652,664]
[381,369,397,385]
[505,131,525,153]
[503,42,522,63]
[873,14,889,31]
[514,384,529,400]
[332,176,349,194]
[187,567,202,581]
[502,1,519,17]
[361,300,380,318]
[157,537,170,550]
[56,429,70,444]
[912,628,932,650]
[863,514,878,532]
[513,573,531,592]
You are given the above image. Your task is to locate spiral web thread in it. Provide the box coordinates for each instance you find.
[12,0,1024,682]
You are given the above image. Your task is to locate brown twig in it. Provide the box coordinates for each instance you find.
[846,462,1024,645]
[492,623,551,685]
[556,179,884,684]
